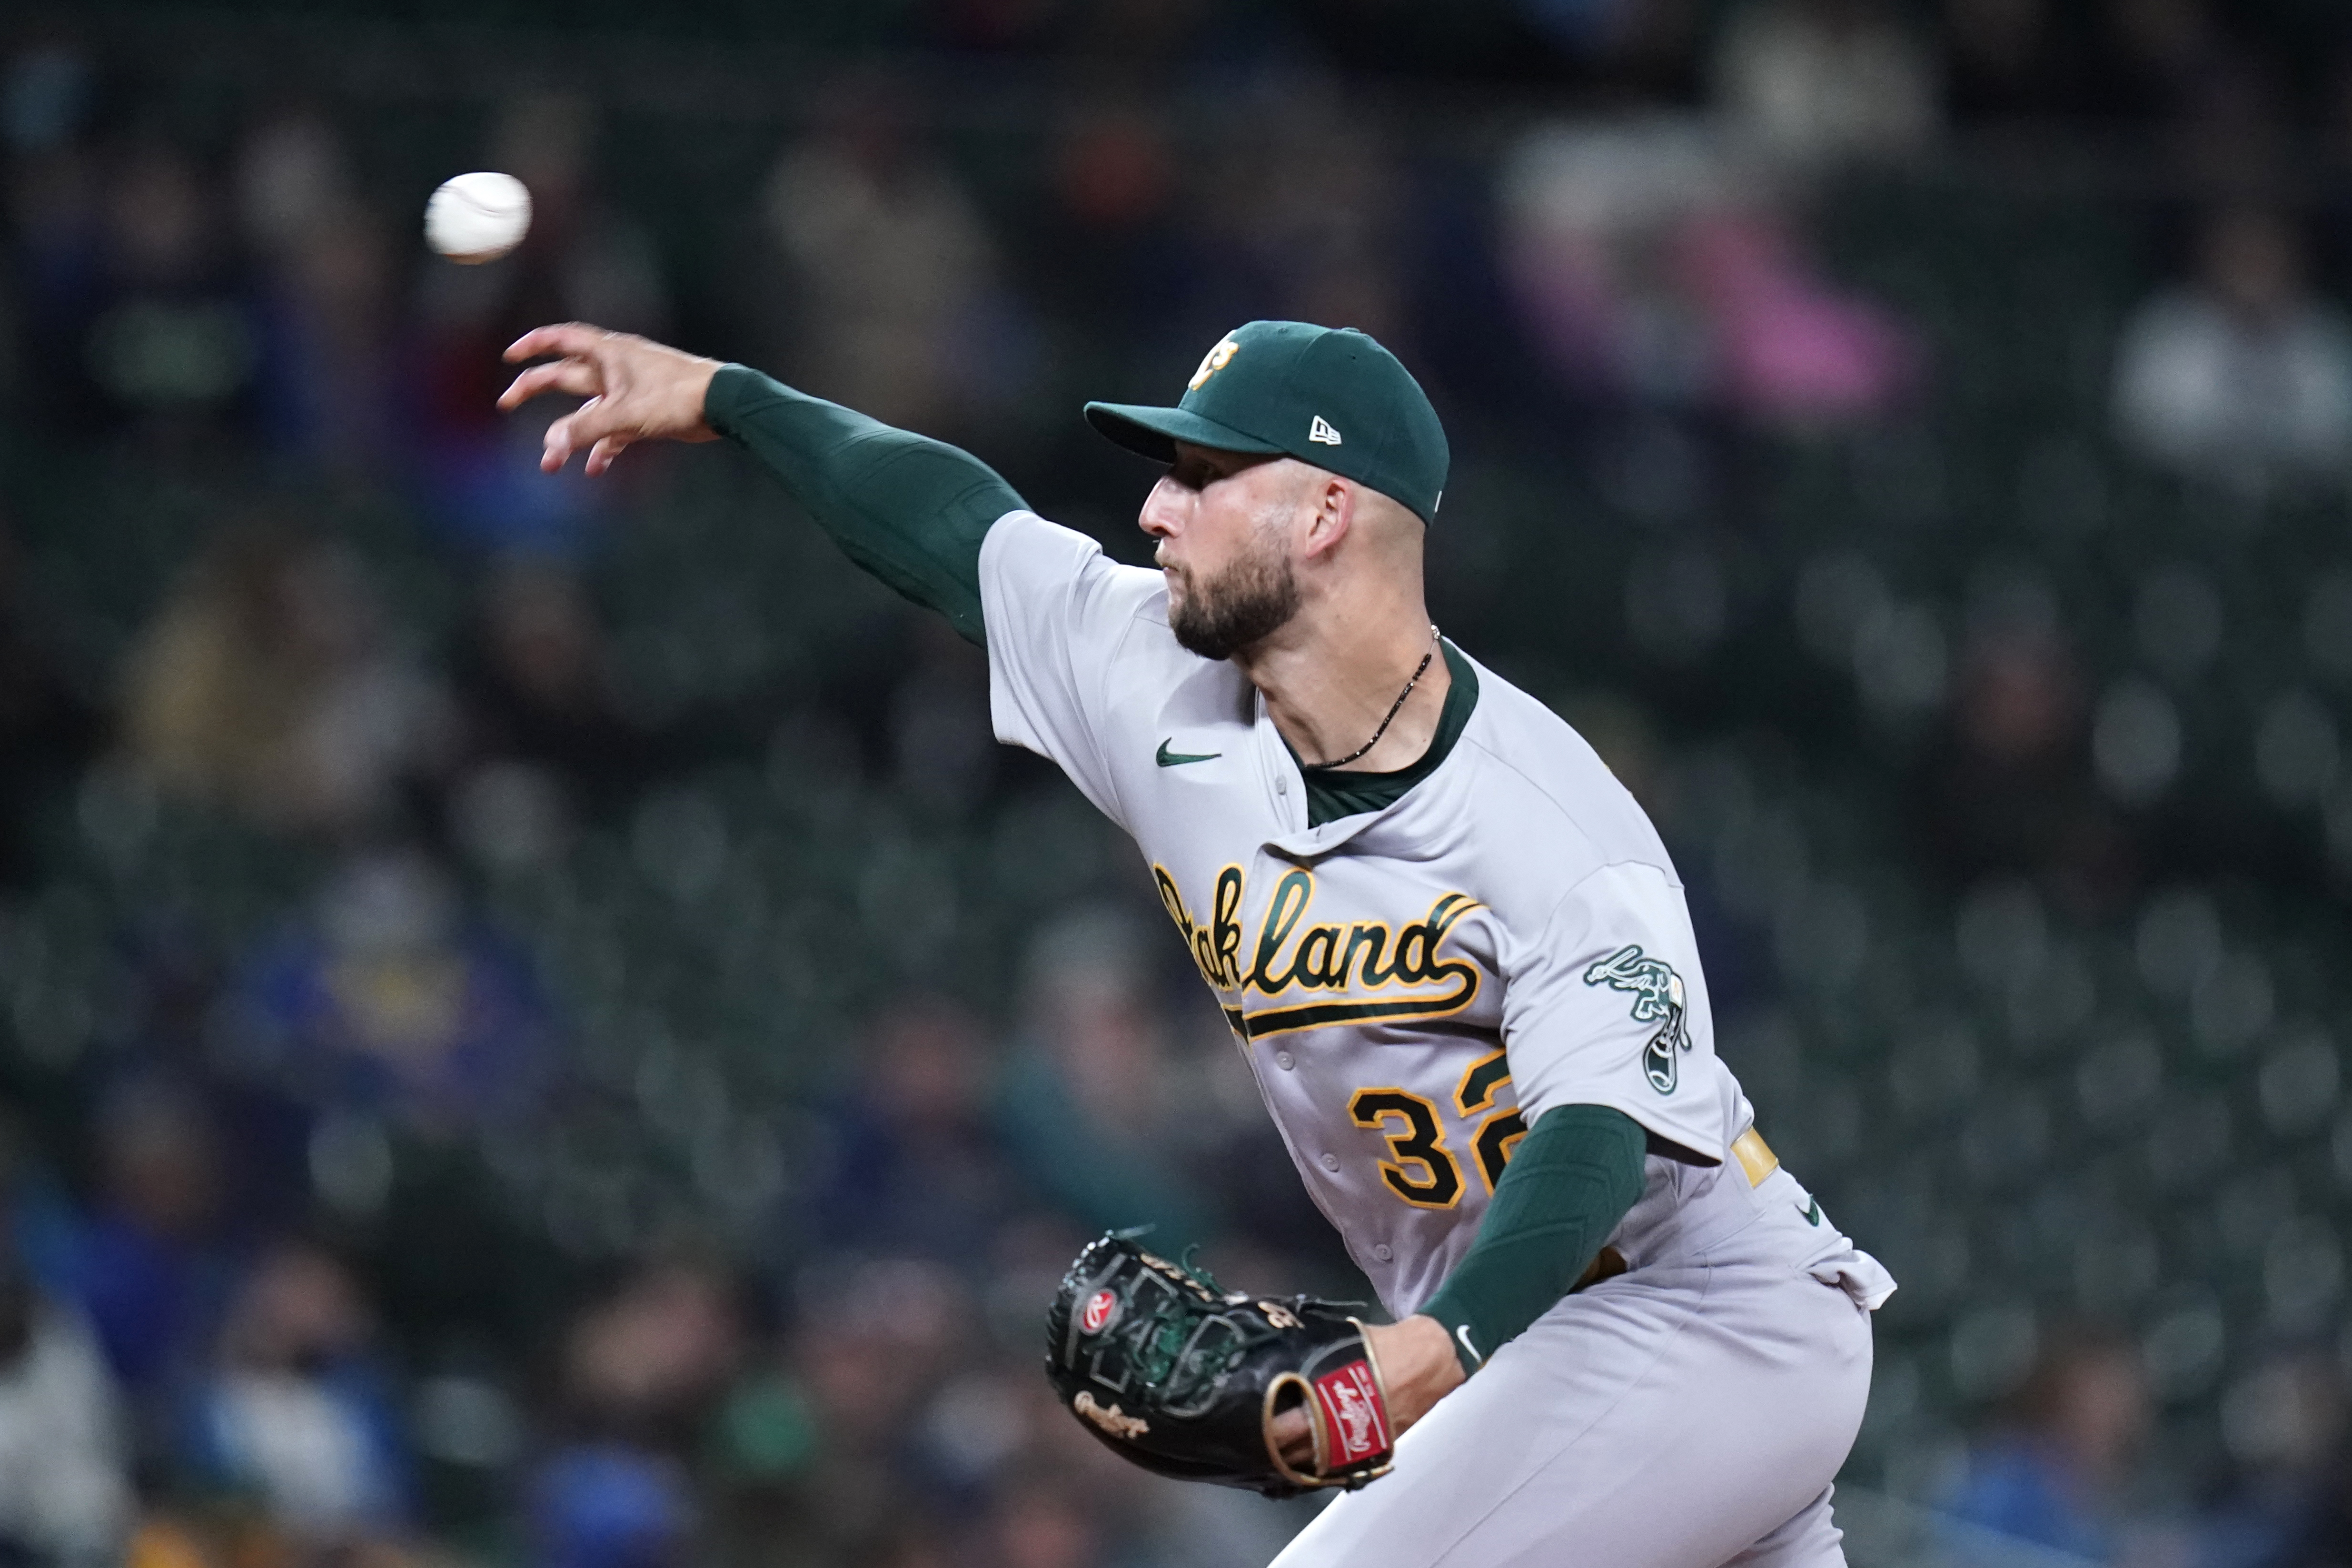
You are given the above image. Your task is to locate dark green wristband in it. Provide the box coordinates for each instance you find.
[1419,1102,1647,1374]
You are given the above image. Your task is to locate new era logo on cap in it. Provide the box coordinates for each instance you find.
[1308,416,1342,446]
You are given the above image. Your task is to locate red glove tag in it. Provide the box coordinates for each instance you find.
[1311,1360,1392,1467]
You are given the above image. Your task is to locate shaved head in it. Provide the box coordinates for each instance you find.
[1345,481,1427,563]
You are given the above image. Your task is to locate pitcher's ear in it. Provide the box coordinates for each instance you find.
[1300,476,1354,562]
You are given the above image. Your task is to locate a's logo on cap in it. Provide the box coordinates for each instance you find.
[1188,337,1240,391]
[1309,416,1343,446]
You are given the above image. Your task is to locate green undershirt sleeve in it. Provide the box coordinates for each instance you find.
[1417,1102,1648,1375]
[702,364,1028,645]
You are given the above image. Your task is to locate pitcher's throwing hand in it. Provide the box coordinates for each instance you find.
[499,324,724,476]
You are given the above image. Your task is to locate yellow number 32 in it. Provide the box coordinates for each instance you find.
[1348,1088,1464,1209]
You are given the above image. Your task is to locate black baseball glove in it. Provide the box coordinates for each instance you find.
[1043,1232,1395,1499]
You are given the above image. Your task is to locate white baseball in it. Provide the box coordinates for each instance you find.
[425,171,533,264]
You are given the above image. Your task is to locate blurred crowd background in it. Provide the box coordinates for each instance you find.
[3,0,2352,1564]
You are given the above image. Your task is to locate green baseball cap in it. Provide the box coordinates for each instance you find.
[1084,320,1450,524]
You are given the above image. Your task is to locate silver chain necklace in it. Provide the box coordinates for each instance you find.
[1304,625,1440,770]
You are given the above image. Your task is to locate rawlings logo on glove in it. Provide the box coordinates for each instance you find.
[1043,1232,1396,1498]
[1314,1361,1390,1465]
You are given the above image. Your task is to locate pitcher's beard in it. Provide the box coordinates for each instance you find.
[1167,542,1302,662]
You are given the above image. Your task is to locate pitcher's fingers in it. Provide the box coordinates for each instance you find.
[497,358,602,411]
[585,435,632,476]
[541,401,600,472]
[539,414,577,472]
[1270,1405,1315,1465]
[544,394,631,471]
[505,322,611,364]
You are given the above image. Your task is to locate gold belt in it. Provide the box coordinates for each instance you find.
[1731,1126,1780,1187]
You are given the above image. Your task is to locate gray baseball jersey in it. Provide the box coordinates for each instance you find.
[981,508,1895,1567]
[980,509,1895,1305]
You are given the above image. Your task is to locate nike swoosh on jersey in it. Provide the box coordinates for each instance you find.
[1155,739,1221,767]
[1797,1197,1822,1226]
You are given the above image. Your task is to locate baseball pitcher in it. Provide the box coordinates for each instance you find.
[500,318,1895,1568]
